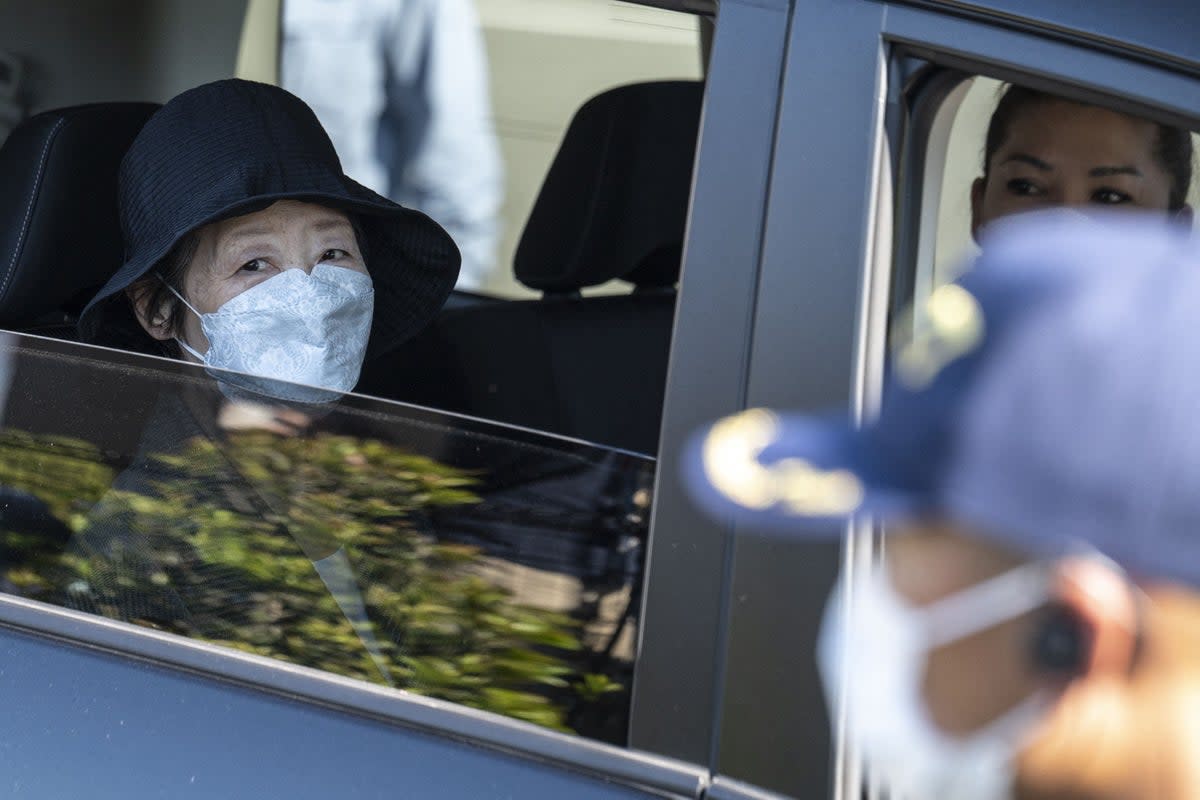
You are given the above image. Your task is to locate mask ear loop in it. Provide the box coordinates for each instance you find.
[155,272,202,317]
[1127,582,1147,674]
[155,273,207,362]
[921,561,1054,649]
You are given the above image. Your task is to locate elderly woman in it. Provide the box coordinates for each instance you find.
[79,78,460,403]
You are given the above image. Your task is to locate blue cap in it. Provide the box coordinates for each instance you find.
[683,209,1200,585]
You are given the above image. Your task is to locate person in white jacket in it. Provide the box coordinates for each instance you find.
[282,0,503,291]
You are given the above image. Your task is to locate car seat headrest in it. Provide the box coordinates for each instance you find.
[514,80,703,294]
[0,102,159,327]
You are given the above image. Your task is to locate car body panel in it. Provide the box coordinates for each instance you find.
[631,0,792,771]
[0,593,704,799]
[717,2,888,792]
[896,0,1200,74]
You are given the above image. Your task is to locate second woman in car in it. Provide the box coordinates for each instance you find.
[970,84,1194,235]
[79,78,460,404]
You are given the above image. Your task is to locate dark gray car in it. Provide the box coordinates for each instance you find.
[0,2,1196,798]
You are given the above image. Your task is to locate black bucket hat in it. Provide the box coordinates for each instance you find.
[79,78,460,355]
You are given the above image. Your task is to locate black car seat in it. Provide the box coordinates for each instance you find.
[360,81,703,454]
[0,103,159,337]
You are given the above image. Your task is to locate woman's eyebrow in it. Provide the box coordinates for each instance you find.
[220,226,273,248]
[1000,153,1052,171]
[310,217,353,234]
[1089,165,1142,178]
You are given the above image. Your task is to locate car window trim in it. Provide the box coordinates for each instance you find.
[631,0,793,771]
[884,4,1200,127]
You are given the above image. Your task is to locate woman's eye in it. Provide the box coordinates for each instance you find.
[1093,188,1132,205]
[1005,178,1043,197]
[239,258,268,273]
[321,248,351,262]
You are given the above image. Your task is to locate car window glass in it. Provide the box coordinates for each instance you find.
[0,3,245,134]
[0,334,651,746]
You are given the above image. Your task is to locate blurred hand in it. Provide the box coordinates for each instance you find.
[218,400,312,436]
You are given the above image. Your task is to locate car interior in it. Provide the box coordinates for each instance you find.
[0,75,685,731]
[0,102,160,334]
[0,62,697,744]
[359,79,702,454]
[0,1,713,757]
[0,76,701,457]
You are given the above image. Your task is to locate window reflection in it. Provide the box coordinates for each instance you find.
[0,336,650,744]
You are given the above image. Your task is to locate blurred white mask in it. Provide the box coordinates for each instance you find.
[163,263,374,404]
[817,562,1052,800]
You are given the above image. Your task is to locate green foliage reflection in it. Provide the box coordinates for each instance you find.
[0,427,622,734]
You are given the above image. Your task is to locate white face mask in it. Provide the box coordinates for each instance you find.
[162,263,374,404]
[818,561,1053,800]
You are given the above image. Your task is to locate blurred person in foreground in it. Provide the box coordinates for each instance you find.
[685,209,1200,800]
[282,0,503,291]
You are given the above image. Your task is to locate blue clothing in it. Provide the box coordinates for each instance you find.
[684,209,1200,589]
[282,0,503,290]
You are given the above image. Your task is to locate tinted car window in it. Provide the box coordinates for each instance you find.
[0,334,651,745]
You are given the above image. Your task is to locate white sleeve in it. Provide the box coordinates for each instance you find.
[384,0,504,290]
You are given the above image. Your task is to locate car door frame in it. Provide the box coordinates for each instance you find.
[0,551,711,798]
[634,2,888,796]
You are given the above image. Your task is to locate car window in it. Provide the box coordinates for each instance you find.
[0,333,652,746]
[0,2,245,131]
[0,1,705,457]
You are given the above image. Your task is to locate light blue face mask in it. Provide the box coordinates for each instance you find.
[818,561,1054,800]
[160,263,374,404]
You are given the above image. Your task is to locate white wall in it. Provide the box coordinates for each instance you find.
[477,0,702,296]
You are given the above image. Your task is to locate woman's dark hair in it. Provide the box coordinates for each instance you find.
[982,84,1195,211]
[96,210,371,358]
